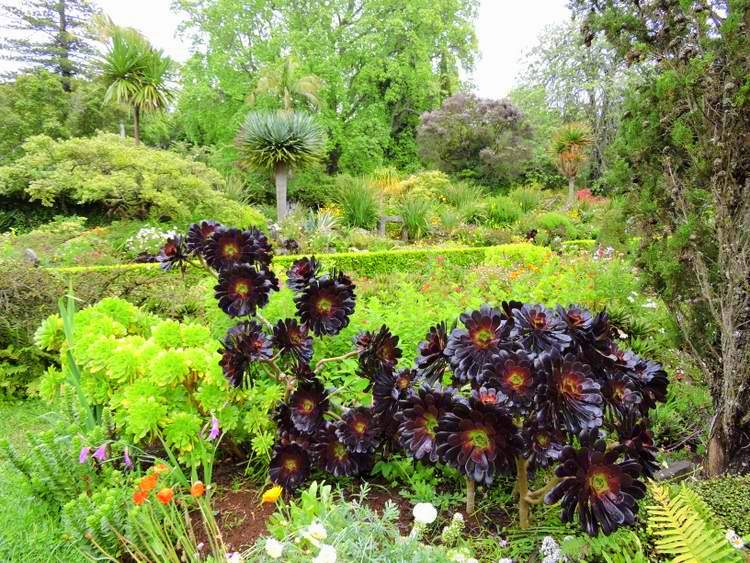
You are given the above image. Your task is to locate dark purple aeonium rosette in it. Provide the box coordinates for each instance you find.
[295,270,356,336]
[269,443,311,491]
[219,321,273,386]
[615,406,660,479]
[601,369,642,419]
[288,379,329,434]
[203,227,256,271]
[627,356,668,412]
[436,396,523,485]
[286,256,321,293]
[336,406,381,453]
[545,430,646,536]
[373,367,416,437]
[483,348,540,415]
[157,235,189,271]
[523,420,565,468]
[415,321,451,384]
[214,264,278,317]
[355,324,402,376]
[244,226,274,267]
[186,220,222,254]
[398,384,458,463]
[445,304,510,385]
[272,318,314,365]
[313,421,373,478]
[556,304,594,351]
[511,304,572,355]
[534,351,603,435]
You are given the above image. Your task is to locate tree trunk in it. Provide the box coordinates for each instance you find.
[133,106,141,145]
[275,162,289,221]
[465,477,475,514]
[56,0,73,92]
[566,175,576,208]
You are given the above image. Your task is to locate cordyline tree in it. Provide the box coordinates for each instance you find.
[157,222,668,535]
[552,122,593,208]
[569,0,750,474]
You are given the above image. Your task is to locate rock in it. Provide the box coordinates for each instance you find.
[23,248,39,266]
[654,460,697,482]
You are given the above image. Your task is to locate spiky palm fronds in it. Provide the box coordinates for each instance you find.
[551,122,593,179]
[235,111,325,171]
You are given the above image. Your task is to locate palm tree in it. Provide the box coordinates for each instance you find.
[99,27,173,144]
[250,56,323,111]
[236,111,325,220]
[551,122,593,208]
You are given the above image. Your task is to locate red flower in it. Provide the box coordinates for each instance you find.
[139,473,158,492]
[156,487,174,504]
[133,489,148,506]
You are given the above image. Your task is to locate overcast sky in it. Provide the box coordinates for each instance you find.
[3,0,571,97]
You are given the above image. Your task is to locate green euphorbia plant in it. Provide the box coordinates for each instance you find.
[158,222,669,536]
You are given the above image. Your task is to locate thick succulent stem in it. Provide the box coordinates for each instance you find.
[465,477,476,514]
[516,457,531,529]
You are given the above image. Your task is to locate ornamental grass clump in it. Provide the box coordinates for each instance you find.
[158,221,670,537]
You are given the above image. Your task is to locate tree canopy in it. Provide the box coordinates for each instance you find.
[173,0,479,174]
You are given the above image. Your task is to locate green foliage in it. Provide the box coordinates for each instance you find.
[650,380,711,453]
[235,111,325,170]
[335,176,381,229]
[61,485,130,560]
[486,195,523,226]
[396,170,453,201]
[560,528,648,562]
[691,475,750,537]
[252,481,468,562]
[398,197,432,240]
[0,133,264,226]
[508,185,542,213]
[646,483,744,563]
[529,211,579,243]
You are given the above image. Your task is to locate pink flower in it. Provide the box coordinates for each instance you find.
[79,446,91,464]
[124,447,133,470]
[208,415,220,440]
[93,444,107,462]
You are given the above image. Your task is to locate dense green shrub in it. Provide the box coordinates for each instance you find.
[0,133,264,226]
[335,175,380,229]
[691,475,750,537]
[397,170,453,200]
[508,185,542,213]
[288,165,337,208]
[398,197,432,240]
[529,211,578,243]
[486,195,523,226]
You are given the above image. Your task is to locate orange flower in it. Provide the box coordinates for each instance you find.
[133,489,148,506]
[190,481,205,497]
[139,473,158,492]
[156,487,174,505]
[152,463,170,475]
[261,485,283,504]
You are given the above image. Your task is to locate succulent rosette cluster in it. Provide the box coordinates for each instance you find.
[158,226,668,537]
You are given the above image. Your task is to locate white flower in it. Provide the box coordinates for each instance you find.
[312,544,337,563]
[467,558,479,563]
[642,299,658,309]
[264,538,284,559]
[726,529,745,549]
[226,552,242,563]
[499,538,508,548]
[308,521,328,541]
[498,559,514,563]
[452,512,464,523]
[413,502,438,525]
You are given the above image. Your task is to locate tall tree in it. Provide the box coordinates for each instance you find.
[251,56,323,112]
[174,0,478,174]
[515,20,634,183]
[0,0,100,90]
[235,111,325,220]
[551,122,592,208]
[99,27,173,144]
[570,0,750,474]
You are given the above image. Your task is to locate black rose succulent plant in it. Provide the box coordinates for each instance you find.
[186,220,221,254]
[398,384,457,463]
[269,443,311,491]
[415,321,451,383]
[272,318,314,365]
[445,305,509,385]
[219,321,273,386]
[214,264,278,317]
[157,235,188,271]
[286,257,321,292]
[295,270,356,336]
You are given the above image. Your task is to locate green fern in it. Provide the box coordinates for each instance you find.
[647,483,743,562]
[560,528,648,562]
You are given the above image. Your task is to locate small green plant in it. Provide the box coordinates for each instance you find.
[508,186,542,213]
[442,181,485,208]
[486,195,522,226]
[531,211,579,242]
[560,528,648,562]
[399,197,432,240]
[336,176,380,229]
[646,483,745,562]
[691,475,750,537]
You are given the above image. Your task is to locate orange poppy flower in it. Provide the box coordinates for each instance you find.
[139,473,158,492]
[156,487,174,505]
[133,489,148,506]
[190,481,205,497]
[152,463,170,475]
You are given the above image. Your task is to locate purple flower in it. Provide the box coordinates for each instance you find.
[208,415,220,440]
[124,447,133,470]
[93,444,107,462]
[79,446,91,464]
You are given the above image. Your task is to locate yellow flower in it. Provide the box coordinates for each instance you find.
[262,485,283,504]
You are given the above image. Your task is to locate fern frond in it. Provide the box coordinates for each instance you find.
[647,483,743,563]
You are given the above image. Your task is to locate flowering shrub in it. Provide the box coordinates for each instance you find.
[153,220,669,537]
